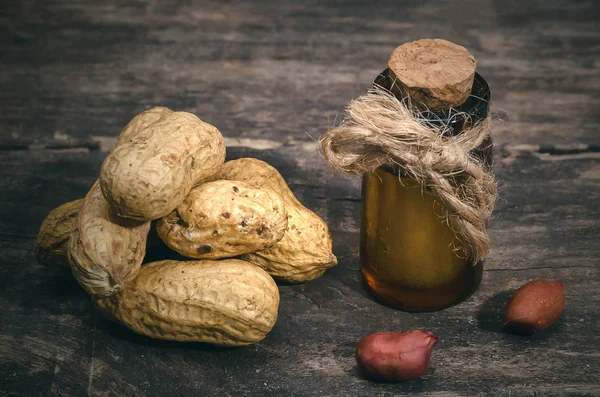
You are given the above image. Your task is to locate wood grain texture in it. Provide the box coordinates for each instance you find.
[1,146,598,396]
[1,0,598,149]
[0,0,599,396]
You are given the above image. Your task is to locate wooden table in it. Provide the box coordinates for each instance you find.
[1,1,598,396]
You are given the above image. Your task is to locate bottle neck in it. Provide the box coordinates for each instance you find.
[373,69,491,136]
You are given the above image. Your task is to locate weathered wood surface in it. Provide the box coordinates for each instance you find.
[1,0,599,396]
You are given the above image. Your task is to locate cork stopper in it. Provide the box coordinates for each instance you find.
[388,39,477,112]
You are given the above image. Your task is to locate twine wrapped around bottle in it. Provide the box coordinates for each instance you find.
[320,86,497,263]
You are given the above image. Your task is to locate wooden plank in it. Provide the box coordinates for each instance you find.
[1,0,599,395]
[1,0,598,150]
[0,146,598,396]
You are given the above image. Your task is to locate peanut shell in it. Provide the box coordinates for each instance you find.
[94,259,280,346]
[35,199,83,267]
[116,106,173,145]
[209,158,337,282]
[157,180,288,259]
[69,182,150,296]
[99,108,226,221]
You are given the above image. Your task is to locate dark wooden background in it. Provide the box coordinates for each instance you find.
[1,1,599,396]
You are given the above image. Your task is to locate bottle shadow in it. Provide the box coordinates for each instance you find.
[475,290,512,334]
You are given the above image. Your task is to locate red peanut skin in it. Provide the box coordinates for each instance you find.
[504,280,565,335]
[355,330,438,382]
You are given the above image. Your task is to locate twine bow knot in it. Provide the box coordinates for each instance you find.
[320,87,497,262]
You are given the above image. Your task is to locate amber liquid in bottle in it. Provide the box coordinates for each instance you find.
[360,70,491,312]
[360,168,483,312]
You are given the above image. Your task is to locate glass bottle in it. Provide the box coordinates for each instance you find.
[360,69,492,312]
